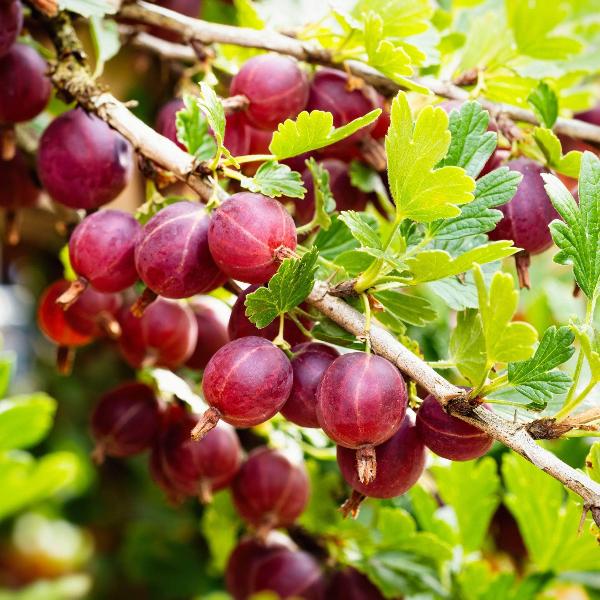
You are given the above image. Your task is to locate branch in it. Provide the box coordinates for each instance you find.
[119,0,600,145]
[307,282,600,526]
[38,6,600,527]
[37,10,219,202]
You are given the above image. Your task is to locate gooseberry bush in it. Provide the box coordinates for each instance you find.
[3,0,600,597]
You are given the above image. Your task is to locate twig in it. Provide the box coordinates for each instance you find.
[307,281,600,526]
[35,9,221,202]
[119,0,600,145]
[36,5,600,528]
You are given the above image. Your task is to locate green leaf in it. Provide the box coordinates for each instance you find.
[89,17,120,78]
[475,267,538,364]
[373,290,438,327]
[403,241,518,284]
[450,309,487,385]
[431,168,522,240]
[245,248,319,328]
[58,0,117,17]
[269,109,381,160]
[338,211,381,249]
[59,244,77,281]
[0,353,14,399]
[544,152,600,299]
[198,83,225,146]
[507,326,574,407]
[303,158,335,230]
[527,82,559,128]
[534,127,582,178]
[313,215,359,260]
[0,394,56,451]
[175,95,217,160]
[439,101,497,177]
[312,317,364,349]
[432,458,501,552]
[349,161,384,194]
[237,161,305,198]
[586,442,600,484]
[200,490,241,571]
[364,13,414,86]
[503,452,600,571]
[570,322,600,382]
[0,451,81,521]
[386,92,475,222]
[233,0,264,28]
[352,0,434,37]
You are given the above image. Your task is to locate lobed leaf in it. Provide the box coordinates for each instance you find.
[450,309,487,385]
[386,92,475,222]
[527,82,559,128]
[237,161,305,198]
[175,95,217,161]
[245,248,319,328]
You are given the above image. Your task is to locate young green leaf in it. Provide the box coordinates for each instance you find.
[363,13,415,86]
[527,82,558,128]
[303,158,335,230]
[352,0,433,38]
[175,95,217,161]
[0,393,56,451]
[386,92,475,222]
[507,326,574,406]
[233,0,264,28]
[313,215,360,260]
[438,101,497,177]
[237,161,305,198]
[570,322,600,382]
[534,127,581,178]
[474,266,538,364]
[338,211,382,249]
[544,152,600,299]
[431,458,501,552]
[89,17,120,78]
[403,241,518,284]
[431,167,522,240]
[503,452,600,570]
[245,248,319,328]
[450,309,487,385]
[197,83,236,164]
[373,290,438,328]
[269,109,381,160]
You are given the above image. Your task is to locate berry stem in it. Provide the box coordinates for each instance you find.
[4,209,20,246]
[515,251,531,289]
[198,479,213,504]
[56,345,74,375]
[339,490,366,519]
[191,407,221,441]
[56,276,88,309]
[97,311,122,340]
[131,287,158,317]
[356,445,377,484]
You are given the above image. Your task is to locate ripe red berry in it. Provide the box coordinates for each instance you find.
[575,104,600,126]
[0,150,40,245]
[307,69,378,153]
[194,336,293,438]
[62,210,141,306]
[37,280,93,374]
[226,533,296,600]
[230,55,309,131]
[247,549,326,600]
[155,98,185,150]
[91,382,161,463]
[0,1,22,58]
[232,447,309,530]
[328,567,385,600]
[184,296,230,370]
[487,157,558,288]
[154,409,241,503]
[208,193,297,284]
[64,287,122,339]
[370,94,391,141]
[0,44,51,124]
[118,298,198,369]
[479,148,510,177]
[317,352,407,484]
[228,284,311,346]
[294,159,369,225]
[38,108,133,210]
[135,201,226,299]
[337,413,425,516]
[281,343,339,428]
[416,394,493,461]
